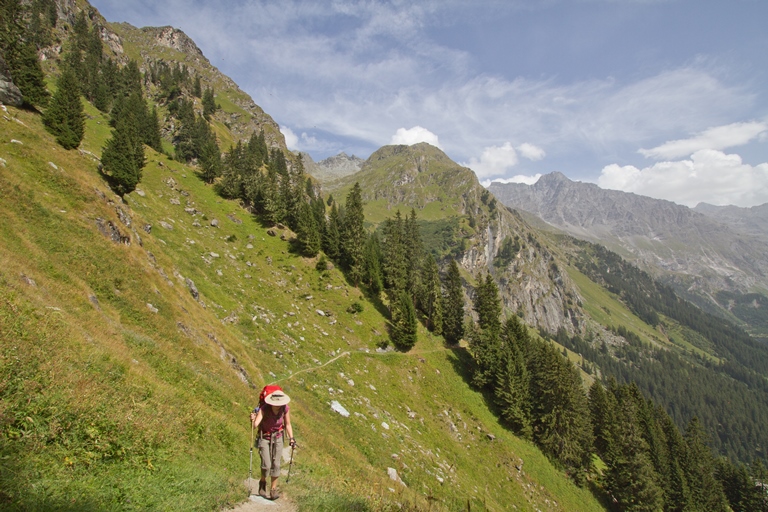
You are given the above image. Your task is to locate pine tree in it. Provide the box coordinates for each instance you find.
[494,334,531,438]
[42,66,84,149]
[443,259,465,345]
[192,74,202,98]
[683,418,730,512]
[8,42,49,108]
[391,291,418,351]
[420,254,443,335]
[296,201,321,257]
[603,403,665,512]
[404,208,423,301]
[382,211,407,296]
[323,202,342,262]
[101,116,142,196]
[362,232,384,295]
[202,86,217,119]
[342,182,366,287]
[469,273,504,388]
[528,343,593,482]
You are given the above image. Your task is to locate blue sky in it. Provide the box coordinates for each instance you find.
[91,0,768,207]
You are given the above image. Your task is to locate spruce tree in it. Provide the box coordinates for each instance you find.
[391,291,417,351]
[443,259,465,345]
[202,86,216,119]
[420,254,443,335]
[101,116,141,196]
[382,211,407,295]
[342,182,366,287]
[296,201,321,257]
[6,42,49,108]
[323,202,342,262]
[494,338,531,439]
[42,66,84,149]
[683,418,730,512]
[362,232,384,295]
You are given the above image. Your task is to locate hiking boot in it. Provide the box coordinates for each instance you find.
[270,487,280,500]
[258,480,268,498]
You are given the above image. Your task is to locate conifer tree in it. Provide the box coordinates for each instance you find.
[469,273,503,388]
[0,0,50,108]
[101,94,145,196]
[391,291,418,351]
[362,232,384,295]
[323,202,342,262]
[296,201,321,257]
[382,211,407,296]
[404,208,423,301]
[494,329,531,438]
[443,259,465,345]
[43,66,84,149]
[683,417,730,511]
[342,182,366,287]
[192,74,202,97]
[202,86,217,119]
[528,342,593,482]
[420,254,443,335]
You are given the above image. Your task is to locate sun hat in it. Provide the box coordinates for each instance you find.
[264,391,291,406]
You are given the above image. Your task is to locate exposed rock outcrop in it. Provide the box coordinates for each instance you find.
[0,56,23,107]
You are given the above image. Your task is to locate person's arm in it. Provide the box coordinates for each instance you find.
[250,408,263,429]
[284,409,295,446]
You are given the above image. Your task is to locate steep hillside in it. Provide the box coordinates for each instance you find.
[327,143,586,337]
[0,101,605,511]
[489,173,768,332]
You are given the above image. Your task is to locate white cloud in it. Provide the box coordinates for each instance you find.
[483,174,543,187]
[639,121,768,160]
[517,143,546,161]
[464,142,519,179]
[280,126,299,150]
[598,150,768,207]
[390,126,441,147]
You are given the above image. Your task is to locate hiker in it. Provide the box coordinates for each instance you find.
[250,390,295,500]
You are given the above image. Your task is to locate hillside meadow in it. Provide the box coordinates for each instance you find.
[0,104,603,511]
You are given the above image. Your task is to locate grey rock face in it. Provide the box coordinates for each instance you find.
[0,56,23,107]
[304,152,364,184]
[489,173,768,297]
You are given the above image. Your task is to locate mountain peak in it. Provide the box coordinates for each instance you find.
[537,171,571,185]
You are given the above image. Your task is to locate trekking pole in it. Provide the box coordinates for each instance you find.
[248,416,254,495]
[286,443,295,483]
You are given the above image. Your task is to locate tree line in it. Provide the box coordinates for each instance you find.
[467,274,768,511]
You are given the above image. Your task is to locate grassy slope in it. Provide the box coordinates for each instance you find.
[0,105,603,511]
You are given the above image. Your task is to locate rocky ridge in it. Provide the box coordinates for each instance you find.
[489,172,768,305]
[304,151,364,184]
[334,144,585,336]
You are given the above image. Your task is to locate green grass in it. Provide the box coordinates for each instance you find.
[0,105,606,511]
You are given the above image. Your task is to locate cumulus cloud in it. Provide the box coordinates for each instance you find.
[483,174,543,187]
[464,142,519,179]
[280,126,299,149]
[517,143,546,161]
[639,122,768,160]
[598,150,768,207]
[390,126,441,147]
[463,142,546,179]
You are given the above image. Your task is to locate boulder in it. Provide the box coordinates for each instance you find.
[186,278,199,300]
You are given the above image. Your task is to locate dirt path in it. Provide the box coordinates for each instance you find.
[275,345,456,384]
[222,481,298,512]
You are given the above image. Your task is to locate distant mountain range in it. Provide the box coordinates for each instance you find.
[489,173,768,332]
